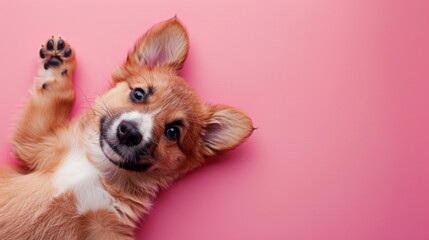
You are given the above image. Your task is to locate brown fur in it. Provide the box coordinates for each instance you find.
[0,18,253,239]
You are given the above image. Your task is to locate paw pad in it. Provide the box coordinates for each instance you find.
[40,37,73,70]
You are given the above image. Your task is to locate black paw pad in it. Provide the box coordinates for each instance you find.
[44,57,63,70]
[57,39,65,51]
[40,38,72,70]
[61,69,68,76]
[63,48,72,58]
[39,48,46,59]
[47,39,54,51]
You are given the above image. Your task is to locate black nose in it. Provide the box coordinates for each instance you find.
[117,121,142,146]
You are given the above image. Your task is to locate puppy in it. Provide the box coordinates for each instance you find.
[0,18,253,239]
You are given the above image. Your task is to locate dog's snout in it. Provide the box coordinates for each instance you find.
[117,121,142,146]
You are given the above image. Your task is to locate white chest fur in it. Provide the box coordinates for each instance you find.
[53,143,114,213]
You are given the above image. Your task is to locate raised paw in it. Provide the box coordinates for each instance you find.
[39,36,75,71]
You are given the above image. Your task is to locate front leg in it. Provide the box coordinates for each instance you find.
[12,37,76,170]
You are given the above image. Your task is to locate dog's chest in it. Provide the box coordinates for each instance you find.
[53,145,114,213]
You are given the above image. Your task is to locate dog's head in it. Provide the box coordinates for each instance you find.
[89,18,253,184]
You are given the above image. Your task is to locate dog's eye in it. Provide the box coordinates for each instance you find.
[130,88,146,103]
[165,126,180,141]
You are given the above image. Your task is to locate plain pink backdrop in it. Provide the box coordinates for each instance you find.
[0,0,428,239]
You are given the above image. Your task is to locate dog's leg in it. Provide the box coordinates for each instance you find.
[12,37,76,170]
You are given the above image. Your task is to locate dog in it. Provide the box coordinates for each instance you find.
[0,18,253,239]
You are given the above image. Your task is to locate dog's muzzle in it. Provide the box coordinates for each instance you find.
[99,111,156,171]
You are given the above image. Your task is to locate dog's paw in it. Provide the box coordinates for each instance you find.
[39,36,75,74]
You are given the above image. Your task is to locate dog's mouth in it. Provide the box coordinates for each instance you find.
[99,113,155,172]
[100,138,153,171]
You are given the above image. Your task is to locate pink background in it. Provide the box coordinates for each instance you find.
[0,0,428,239]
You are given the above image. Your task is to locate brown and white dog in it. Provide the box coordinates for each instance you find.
[0,18,253,239]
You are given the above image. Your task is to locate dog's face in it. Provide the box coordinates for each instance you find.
[97,71,207,176]
[90,18,253,182]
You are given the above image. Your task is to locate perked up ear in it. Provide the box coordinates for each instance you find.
[128,17,189,71]
[203,106,254,157]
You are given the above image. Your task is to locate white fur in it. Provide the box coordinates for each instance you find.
[53,140,114,213]
[36,66,54,81]
[109,111,155,143]
[34,67,54,89]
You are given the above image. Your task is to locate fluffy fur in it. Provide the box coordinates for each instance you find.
[0,18,253,239]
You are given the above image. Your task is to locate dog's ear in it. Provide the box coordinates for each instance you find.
[113,18,189,82]
[202,106,254,157]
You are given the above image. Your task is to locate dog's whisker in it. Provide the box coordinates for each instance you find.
[98,96,114,118]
